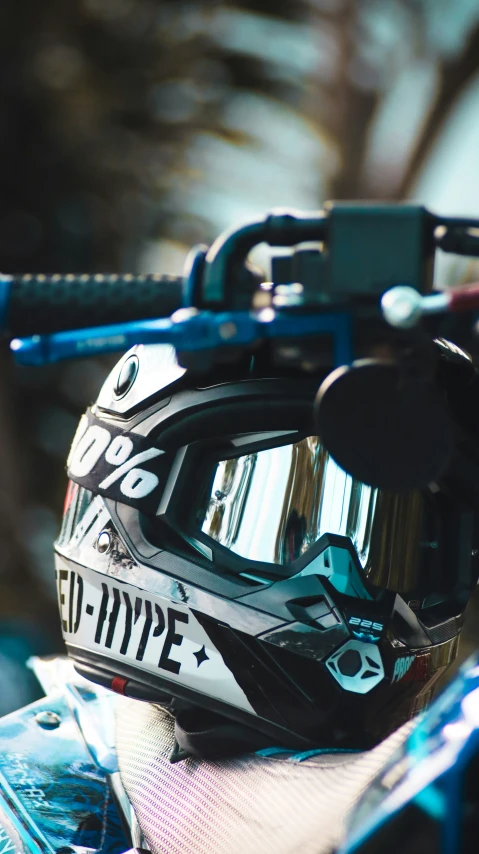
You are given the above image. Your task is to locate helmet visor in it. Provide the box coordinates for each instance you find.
[192,433,423,591]
[197,436,375,566]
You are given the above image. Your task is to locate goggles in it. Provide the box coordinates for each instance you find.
[67,409,424,594]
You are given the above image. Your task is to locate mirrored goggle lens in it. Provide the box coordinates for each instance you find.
[197,436,378,566]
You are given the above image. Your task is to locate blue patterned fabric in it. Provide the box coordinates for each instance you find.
[0,692,129,854]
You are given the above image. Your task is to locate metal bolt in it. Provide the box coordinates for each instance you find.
[272,283,304,308]
[218,321,238,340]
[114,354,139,398]
[97,531,112,554]
[257,307,275,323]
[35,710,61,729]
[381,286,423,329]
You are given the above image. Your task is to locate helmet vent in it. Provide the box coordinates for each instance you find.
[326,640,385,694]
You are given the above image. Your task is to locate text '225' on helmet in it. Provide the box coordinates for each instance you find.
[55,343,470,757]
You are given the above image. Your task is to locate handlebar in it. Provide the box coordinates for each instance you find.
[4,205,479,338]
[5,202,479,497]
[6,203,479,369]
[0,273,184,337]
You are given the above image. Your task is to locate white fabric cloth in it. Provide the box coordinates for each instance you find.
[116,699,412,854]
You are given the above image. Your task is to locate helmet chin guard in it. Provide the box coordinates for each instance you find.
[55,344,467,756]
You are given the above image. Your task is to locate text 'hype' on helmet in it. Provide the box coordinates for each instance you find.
[55,342,476,757]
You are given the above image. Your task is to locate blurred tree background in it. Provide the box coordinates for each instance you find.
[0,0,479,711]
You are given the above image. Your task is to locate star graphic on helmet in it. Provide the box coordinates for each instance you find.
[193,645,209,667]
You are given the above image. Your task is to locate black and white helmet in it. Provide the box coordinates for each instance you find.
[55,343,472,756]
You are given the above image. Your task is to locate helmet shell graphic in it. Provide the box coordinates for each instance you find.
[55,344,465,753]
[326,640,384,694]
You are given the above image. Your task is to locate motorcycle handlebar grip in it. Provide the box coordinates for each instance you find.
[1,273,184,337]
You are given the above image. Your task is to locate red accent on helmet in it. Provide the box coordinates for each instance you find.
[63,480,79,515]
[404,653,431,683]
[111,676,128,695]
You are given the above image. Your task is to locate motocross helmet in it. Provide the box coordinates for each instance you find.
[55,342,476,757]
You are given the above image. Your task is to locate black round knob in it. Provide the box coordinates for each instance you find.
[314,359,455,492]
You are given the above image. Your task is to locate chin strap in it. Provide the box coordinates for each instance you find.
[170,708,275,762]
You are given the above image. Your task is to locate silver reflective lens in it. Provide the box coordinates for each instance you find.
[199,436,378,566]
